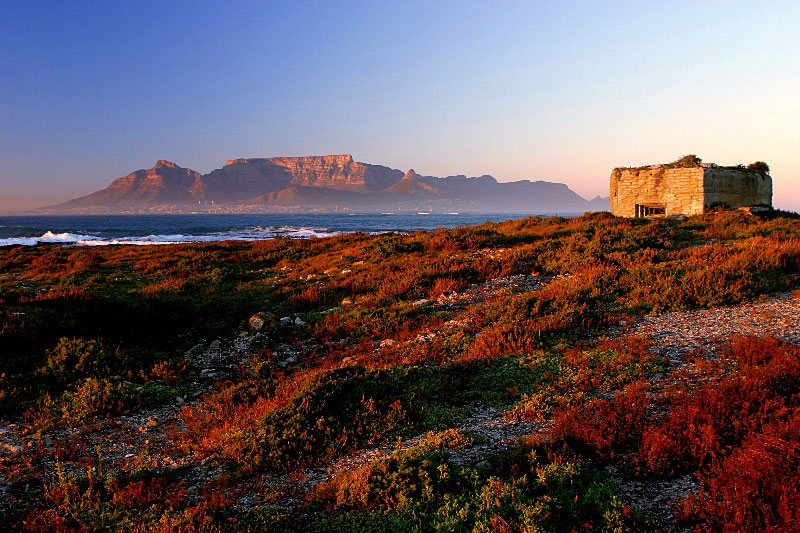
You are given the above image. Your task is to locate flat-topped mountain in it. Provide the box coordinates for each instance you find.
[203,155,403,201]
[33,154,609,214]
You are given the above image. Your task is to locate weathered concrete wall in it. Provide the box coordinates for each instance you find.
[610,165,773,217]
[703,169,772,209]
[610,166,705,217]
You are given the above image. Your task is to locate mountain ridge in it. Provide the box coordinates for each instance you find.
[30,154,609,214]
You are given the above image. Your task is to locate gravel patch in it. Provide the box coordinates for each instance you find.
[631,292,800,362]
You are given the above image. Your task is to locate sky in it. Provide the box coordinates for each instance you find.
[1,0,799,213]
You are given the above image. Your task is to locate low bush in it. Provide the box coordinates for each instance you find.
[313,439,649,531]
[640,337,800,475]
[18,461,232,532]
[551,337,800,531]
[678,411,800,531]
[747,161,770,174]
[26,377,182,429]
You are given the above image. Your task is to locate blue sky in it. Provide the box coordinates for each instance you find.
[1,0,799,212]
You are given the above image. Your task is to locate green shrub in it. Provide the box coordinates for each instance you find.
[747,161,770,174]
[42,337,113,380]
[314,441,650,531]
[30,377,140,428]
[252,366,412,472]
[28,377,179,429]
[670,154,702,167]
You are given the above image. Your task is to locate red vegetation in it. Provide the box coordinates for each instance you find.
[553,336,800,531]
[5,212,800,529]
[681,412,800,531]
[552,380,651,459]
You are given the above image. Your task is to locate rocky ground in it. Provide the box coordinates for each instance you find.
[301,291,800,527]
[599,291,800,527]
[632,291,800,361]
[3,276,800,528]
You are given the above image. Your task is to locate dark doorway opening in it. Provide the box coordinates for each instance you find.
[635,203,666,217]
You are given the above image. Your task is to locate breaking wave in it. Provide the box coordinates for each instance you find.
[0,226,342,247]
[0,212,538,247]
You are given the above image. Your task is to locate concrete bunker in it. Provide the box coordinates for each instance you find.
[610,156,772,218]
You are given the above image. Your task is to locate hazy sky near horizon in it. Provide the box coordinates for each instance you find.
[1,0,799,213]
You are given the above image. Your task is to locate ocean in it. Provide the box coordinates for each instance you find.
[0,213,562,247]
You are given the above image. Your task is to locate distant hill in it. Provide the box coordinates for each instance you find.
[49,160,205,211]
[31,154,609,214]
[382,169,440,196]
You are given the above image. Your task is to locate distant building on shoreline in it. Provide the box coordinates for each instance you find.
[610,155,772,218]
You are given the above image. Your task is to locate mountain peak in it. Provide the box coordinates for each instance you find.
[383,169,440,195]
[32,154,608,214]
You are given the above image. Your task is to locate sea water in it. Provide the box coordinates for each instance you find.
[0,213,568,247]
